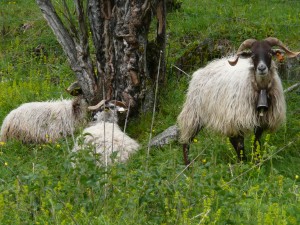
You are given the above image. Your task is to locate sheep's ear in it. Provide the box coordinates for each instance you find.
[116,106,127,113]
[271,48,300,61]
[239,51,253,58]
[66,81,82,96]
[109,105,127,113]
[108,100,127,113]
[271,49,285,62]
[271,49,284,55]
[265,37,300,58]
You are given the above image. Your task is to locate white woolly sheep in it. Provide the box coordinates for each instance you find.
[73,100,140,165]
[177,37,300,165]
[0,82,91,143]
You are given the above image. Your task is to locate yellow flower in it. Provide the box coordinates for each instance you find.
[295,175,299,180]
[202,159,207,163]
[4,162,8,166]
[0,142,5,146]
[56,144,61,148]
[193,138,198,143]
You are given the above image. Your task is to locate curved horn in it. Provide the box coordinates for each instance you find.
[235,38,257,55]
[228,38,257,66]
[88,99,106,111]
[265,37,300,58]
[109,100,127,109]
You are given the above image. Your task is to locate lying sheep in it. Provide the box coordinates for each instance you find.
[0,82,92,143]
[73,100,140,165]
[177,37,300,165]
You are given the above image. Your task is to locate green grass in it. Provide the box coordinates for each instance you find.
[1,0,300,224]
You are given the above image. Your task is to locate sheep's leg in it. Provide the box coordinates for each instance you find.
[182,126,202,166]
[253,126,263,161]
[229,135,246,161]
[183,144,191,166]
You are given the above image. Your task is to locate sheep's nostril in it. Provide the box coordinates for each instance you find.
[258,64,267,72]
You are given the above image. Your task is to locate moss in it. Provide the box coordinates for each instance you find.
[174,38,232,74]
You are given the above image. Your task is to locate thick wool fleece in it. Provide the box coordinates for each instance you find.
[0,98,87,143]
[177,57,286,143]
[73,111,140,165]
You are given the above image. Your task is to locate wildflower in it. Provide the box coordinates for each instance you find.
[4,162,8,166]
[0,142,5,146]
[295,175,299,180]
[56,144,61,148]
[202,159,207,163]
[193,138,198,143]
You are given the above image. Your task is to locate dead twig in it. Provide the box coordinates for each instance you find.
[284,82,300,93]
[147,51,163,164]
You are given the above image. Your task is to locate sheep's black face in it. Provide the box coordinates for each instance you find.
[251,41,273,76]
[229,37,300,88]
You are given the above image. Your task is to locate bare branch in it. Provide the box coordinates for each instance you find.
[74,0,89,47]
[36,0,77,65]
[36,0,98,104]
[156,0,166,82]
[87,0,103,57]
[62,0,79,40]
[87,0,107,92]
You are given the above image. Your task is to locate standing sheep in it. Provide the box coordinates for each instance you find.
[73,100,140,165]
[0,82,92,143]
[177,37,300,165]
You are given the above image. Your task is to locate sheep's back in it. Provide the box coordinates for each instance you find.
[74,122,140,164]
[0,100,81,143]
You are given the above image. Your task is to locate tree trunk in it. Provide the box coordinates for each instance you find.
[36,0,166,114]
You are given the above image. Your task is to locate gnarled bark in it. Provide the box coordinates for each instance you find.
[36,0,166,112]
